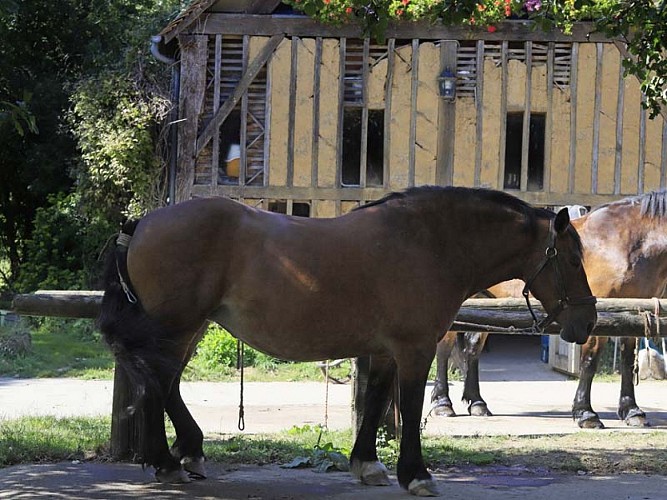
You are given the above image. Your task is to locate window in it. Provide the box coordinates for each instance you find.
[341,109,384,187]
[268,200,311,217]
[504,112,545,191]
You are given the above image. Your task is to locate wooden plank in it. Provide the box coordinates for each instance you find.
[568,43,578,194]
[614,53,625,194]
[176,34,209,202]
[543,42,553,193]
[197,34,283,156]
[434,40,457,187]
[408,39,419,187]
[360,38,370,187]
[520,42,533,192]
[311,37,322,188]
[478,40,488,187]
[496,40,509,189]
[662,118,667,189]
[383,39,395,188]
[239,36,250,186]
[481,55,501,188]
[195,16,611,43]
[211,34,222,190]
[191,183,630,207]
[336,38,346,188]
[638,100,647,192]
[286,36,298,187]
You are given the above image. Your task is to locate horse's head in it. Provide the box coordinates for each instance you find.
[523,208,597,344]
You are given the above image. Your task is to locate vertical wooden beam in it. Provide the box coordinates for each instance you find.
[311,37,322,188]
[211,35,222,190]
[662,119,667,189]
[638,98,646,193]
[240,35,250,187]
[408,39,420,187]
[287,36,298,187]
[360,38,370,187]
[520,42,532,192]
[496,41,507,189]
[591,43,603,194]
[544,42,553,193]
[436,40,458,187]
[336,38,346,188]
[474,40,486,187]
[568,42,578,194]
[384,39,395,188]
[614,54,625,194]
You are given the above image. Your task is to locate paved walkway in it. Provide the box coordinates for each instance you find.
[2,335,667,498]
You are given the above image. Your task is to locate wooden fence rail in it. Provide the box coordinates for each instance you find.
[11,291,667,338]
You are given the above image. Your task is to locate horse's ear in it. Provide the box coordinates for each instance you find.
[554,208,570,234]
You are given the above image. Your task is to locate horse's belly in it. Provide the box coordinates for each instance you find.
[207,303,383,362]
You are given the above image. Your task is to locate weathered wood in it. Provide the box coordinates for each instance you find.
[11,291,103,319]
[194,16,611,43]
[11,293,667,339]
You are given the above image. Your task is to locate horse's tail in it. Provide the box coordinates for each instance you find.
[96,220,173,454]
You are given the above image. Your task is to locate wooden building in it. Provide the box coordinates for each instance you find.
[153,0,667,216]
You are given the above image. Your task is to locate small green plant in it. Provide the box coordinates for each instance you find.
[192,324,259,369]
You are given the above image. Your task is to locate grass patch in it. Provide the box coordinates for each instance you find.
[3,415,667,476]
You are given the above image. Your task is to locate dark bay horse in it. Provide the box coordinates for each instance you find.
[98,186,596,496]
[431,190,667,428]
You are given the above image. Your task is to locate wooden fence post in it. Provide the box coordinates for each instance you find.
[110,365,144,461]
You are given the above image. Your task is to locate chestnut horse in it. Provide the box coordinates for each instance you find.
[430,190,667,428]
[98,186,596,496]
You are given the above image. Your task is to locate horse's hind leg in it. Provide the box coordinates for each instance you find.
[395,345,438,496]
[618,337,648,426]
[430,333,457,417]
[459,332,492,416]
[166,325,209,479]
[572,336,607,429]
[350,354,396,487]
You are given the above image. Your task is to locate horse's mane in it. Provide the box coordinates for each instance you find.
[590,189,667,219]
[356,186,546,220]
[356,186,582,253]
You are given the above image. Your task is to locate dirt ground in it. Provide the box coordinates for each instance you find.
[2,336,667,498]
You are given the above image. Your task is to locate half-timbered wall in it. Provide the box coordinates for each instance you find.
[174,22,667,216]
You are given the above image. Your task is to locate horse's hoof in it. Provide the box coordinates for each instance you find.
[622,408,649,427]
[468,401,492,417]
[430,404,456,417]
[576,411,605,429]
[182,457,207,479]
[351,460,391,486]
[408,478,440,497]
[155,466,191,484]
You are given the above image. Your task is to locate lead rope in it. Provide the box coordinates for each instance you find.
[324,360,330,429]
[237,340,245,431]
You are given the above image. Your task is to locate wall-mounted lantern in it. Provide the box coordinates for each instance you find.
[438,68,457,101]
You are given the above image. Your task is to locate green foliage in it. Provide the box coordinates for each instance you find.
[193,324,260,369]
[13,193,114,292]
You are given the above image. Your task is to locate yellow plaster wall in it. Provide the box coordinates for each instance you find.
[548,87,571,193]
[317,39,340,188]
[453,96,477,186]
[574,43,596,194]
[620,76,642,194]
[268,38,291,187]
[414,42,439,186]
[596,44,620,194]
[388,43,413,189]
[480,58,501,188]
[644,113,664,190]
[293,38,315,187]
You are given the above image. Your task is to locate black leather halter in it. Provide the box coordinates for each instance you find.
[522,220,597,332]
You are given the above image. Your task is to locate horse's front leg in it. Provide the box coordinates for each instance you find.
[572,336,607,428]
[618,337,648,426]
[396,345,438,497]
[430,333,456,417]
[350,354,396,487]
[459,332,492,416]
